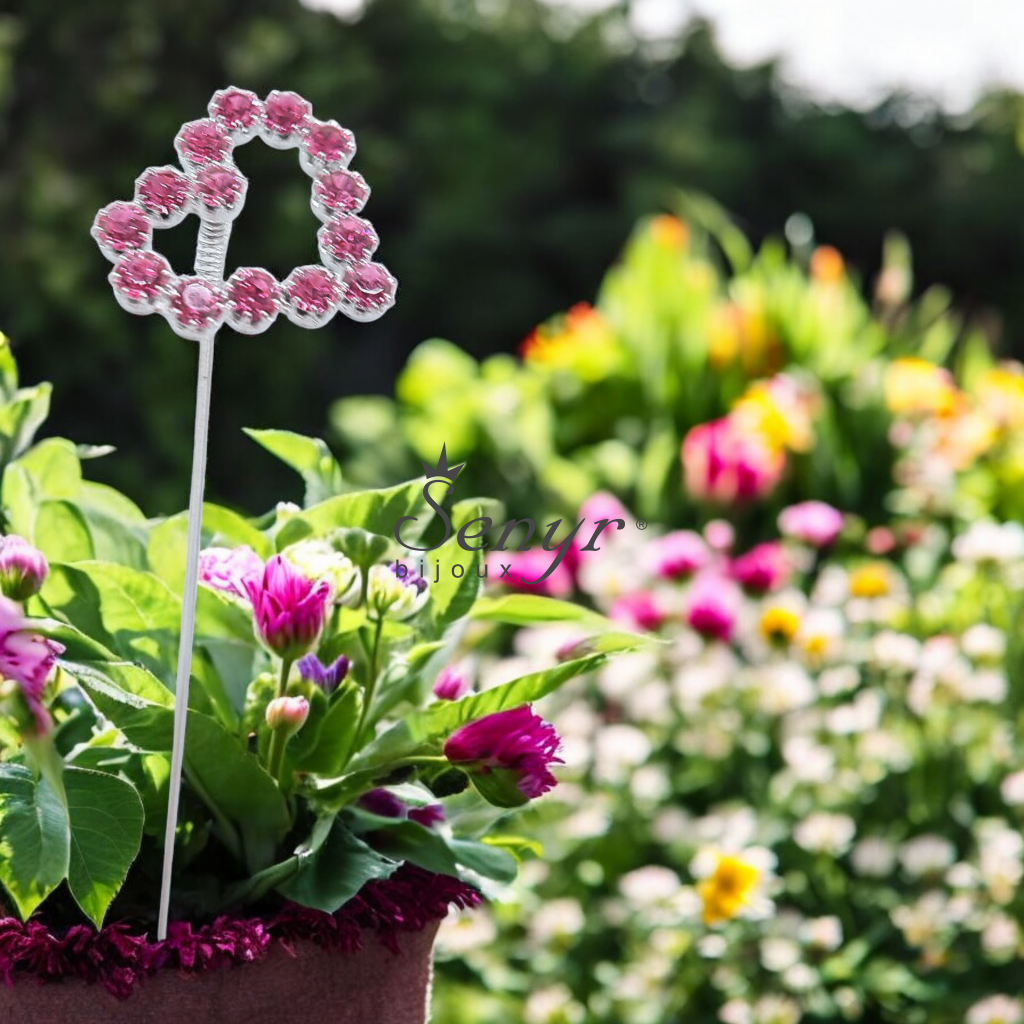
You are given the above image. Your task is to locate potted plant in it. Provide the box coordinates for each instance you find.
[0,335,643,1021]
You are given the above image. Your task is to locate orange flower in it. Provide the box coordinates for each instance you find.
[649,214,688,250]
[707,302,781,376]
[519,303,618,380]
[810,245,845,285]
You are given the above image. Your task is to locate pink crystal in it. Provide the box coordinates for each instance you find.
[195,165,245,209]
[228,268,279,324]
[211,88,261,131]
[263,92,311,137]
[111,251,170,302]
[343,263,394,310]
[286,267,341,316]
[321,216,377,264]
[177,120,232,165]
[343,263,395,311]
[94,202,151,253]
[170,278,224,328]
[313,170,368,213]
[137,169,190,217]
[304,123,354,163]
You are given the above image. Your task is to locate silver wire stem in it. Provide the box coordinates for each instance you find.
[156,219,226,940]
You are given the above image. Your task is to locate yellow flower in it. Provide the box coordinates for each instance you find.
[698,854,763,926]
[884,358,960,418]
[759,606,800,646]
[707,302,780,376]
[731,376,816,454]
[976,363,1024,432]
[849,564,891,599]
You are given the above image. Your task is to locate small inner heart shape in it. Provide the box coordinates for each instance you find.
[92,87,397,342]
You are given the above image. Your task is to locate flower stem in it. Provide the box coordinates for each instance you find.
[355,615,385,746]
[267,657,295,785]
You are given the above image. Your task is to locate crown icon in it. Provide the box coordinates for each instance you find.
[421,443,464,483]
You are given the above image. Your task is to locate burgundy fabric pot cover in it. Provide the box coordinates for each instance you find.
[0,921,439,1024]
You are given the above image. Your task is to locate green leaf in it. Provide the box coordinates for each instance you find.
[0,763,70,920]
[1,436,81,539]
[447,839,518,883]
[275,478,432,551]
[183,713,290,873]
[276,817,399,913]
[64,766,144,927]
[470,593,614,628]
[350,812,460,876]
[42,562,181,685]
[0,383,53,466]
[289,683,361,777]
[65,658,174,751]
[34,500,95,562]
[68,747,170,837]
[423,526,482,641]
[244,428,344,507]
[200,502,273,559]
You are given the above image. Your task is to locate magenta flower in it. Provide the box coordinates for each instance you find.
[358,788,407,818]
[778,501,844,548]
[443,704,563,807]
[408,803,446,828]
[433,665,470,701]
[730,541,791,594]
[685,573,740,643]
[0,536,48,601]
[297,652,350,695]
[0,596,64,735]
[610,591,664,632]
[682,417,784,504]
[648,530,710,579]
[243,554,331,660]
[199,545,264,601]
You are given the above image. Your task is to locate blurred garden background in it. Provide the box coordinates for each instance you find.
[4,0,1024,513]
[5,2,1024,1022]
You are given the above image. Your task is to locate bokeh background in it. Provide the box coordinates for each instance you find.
[4,0,1024,514]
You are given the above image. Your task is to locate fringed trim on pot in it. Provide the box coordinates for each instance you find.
[0,865,480,999]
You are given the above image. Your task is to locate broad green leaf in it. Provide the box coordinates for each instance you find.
[42,562,181,684]
[66,659,174,751]
[200,502,272,559]
[29,617,117,662]
[276,817,399,913]
[349,812,460,876]
[77,481,147,524]
[244,428,344,507]
[64,767,144,927]
[68,747,170,837]
[182,712,290,873]
[2,436,81,538]
[423,525,482,641]
[275,478,432,551]
[470,593,614,628]
[0,763,70,920]
[289,683,361,777]
[448,838,518,883]
[35,500,95,562]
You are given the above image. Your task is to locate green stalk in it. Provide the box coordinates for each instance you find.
[355,615,385,745]
[266,657,295,785]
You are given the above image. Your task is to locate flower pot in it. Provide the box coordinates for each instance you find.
[0,920,440,1024]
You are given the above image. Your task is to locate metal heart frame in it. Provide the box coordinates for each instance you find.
[91,88,397,940]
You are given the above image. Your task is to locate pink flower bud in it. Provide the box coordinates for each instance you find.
[0,535,48,601]
[265,695,309,735]
[0,595,63,735]
[433,666,470,701]
[730,541,791,594]
[685,573,741,643]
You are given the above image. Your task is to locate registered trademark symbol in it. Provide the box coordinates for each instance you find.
[636,519,647,530]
